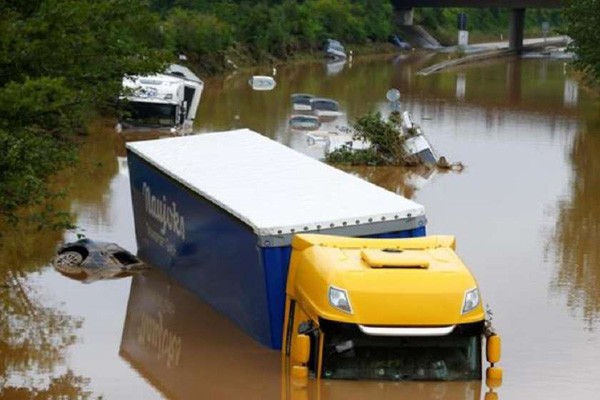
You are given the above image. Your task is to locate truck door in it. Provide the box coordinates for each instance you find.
[183,86,196,119]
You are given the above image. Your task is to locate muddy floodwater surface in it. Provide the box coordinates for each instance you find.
[1,52,600,399]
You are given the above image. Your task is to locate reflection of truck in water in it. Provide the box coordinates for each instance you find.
[120,269,280,399]
[126,129,501,383]
[120,269,486,399]
[117,64,203,135]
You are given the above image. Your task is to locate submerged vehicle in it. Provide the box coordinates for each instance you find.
[284,234,500,382]
[400,111,439,164]
[53,238,145,283]
[249,75,277,91]
[310,98,344,119]
[291,93,314,111]
[324,39,347,60]
[120,268,491,399]
[305,128,370,154]
[323,111,439,165]
[126,128,501,383]
[288,114,321,131]
[118,64,204,136]
[390,34,412,50]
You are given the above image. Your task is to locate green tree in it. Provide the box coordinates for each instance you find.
[164,8,233,71]
[307,0,366,43]
[361,0,394,41]
[563,0,600,83]
[0,1,170,226]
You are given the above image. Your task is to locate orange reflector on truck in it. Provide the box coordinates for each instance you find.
[361,249,430,269]
[486,334,502,364]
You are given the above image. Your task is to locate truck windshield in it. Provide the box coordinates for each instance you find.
[321,322,482,381]
[121,102,176,128]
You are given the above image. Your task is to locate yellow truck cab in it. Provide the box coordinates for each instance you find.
[284,234,502,382]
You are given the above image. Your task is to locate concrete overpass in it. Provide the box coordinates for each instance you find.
[392,0,564,52]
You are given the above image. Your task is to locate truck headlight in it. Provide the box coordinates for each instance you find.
[329,286,352,314]
[462,287,480,314]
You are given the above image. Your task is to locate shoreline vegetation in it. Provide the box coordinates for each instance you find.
[0,0,573,232]
[165,4,565,77]
[325,111,419,167]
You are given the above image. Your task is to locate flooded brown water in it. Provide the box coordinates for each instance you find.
[2,52,600,399]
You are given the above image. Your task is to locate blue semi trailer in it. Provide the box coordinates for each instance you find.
[126,129,427,349]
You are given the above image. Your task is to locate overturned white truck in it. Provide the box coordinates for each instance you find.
[117,64,204,135]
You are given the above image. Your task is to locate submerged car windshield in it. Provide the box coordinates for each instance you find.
[312,101,339,111]
[321,322,482,381]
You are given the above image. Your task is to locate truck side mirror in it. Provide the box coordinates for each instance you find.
[290,334,310,387]
[292,334,310,364]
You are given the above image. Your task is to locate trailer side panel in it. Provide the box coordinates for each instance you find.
[129,151,273,347]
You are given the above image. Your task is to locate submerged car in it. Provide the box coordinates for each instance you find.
[390,34,412,50]
[248,75,277,91]
[324,39,347,60]
[291,93,314,111]
[310,98,343,119]
[288,114,321,131]
[53,238,145,283]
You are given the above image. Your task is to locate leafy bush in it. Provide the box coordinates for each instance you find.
[563,0,600,83]
[0,0,169,225]
[308,0,366,43]
[325,146,382,166]
[164,9,233,71]
[326,111,414,166]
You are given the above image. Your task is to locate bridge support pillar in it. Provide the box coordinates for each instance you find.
[506,59,522,104]
[396,8,414,26]
[509,8,526,53]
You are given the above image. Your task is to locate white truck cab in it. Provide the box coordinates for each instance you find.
[118,64,203,135]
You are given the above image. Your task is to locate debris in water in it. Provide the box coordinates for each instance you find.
[437,156,465,171]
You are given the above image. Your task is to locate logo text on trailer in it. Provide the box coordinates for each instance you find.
[143,182,185,240]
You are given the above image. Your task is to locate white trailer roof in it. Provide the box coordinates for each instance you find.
[126,129,425,240]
